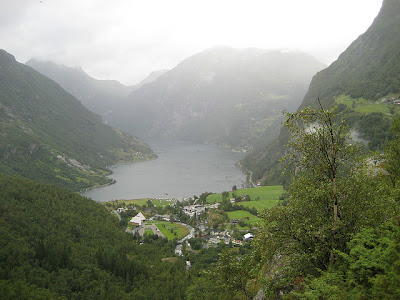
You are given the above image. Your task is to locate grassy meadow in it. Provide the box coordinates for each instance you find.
[206,185,284,213]
[334,93,400,114]
[226,210,262,225]
[152,221,189,240]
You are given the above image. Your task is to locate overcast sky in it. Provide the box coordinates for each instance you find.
[0,0,383,85]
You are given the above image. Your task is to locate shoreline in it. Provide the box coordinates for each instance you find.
[235,161,255,187]
[79,155,158,194]
[80,140,247,201]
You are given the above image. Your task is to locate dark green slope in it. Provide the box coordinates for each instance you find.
[0,174,186,299]
[0,49,156,191]
[242,0,400,185]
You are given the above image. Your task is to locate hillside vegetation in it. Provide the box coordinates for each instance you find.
[0,174,188,299]
[0,50,156,191]
[185,105,400,299]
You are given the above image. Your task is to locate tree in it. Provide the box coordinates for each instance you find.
[283,102,358,232]
[254,104,394,294]
[385,116,400,189]
[289,219,400,299]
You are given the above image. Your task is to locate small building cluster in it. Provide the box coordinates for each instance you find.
[182,205,206,217]
[381,97,400,105]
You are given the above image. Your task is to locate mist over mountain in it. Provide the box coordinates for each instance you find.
[134,69,169,89]
[108,47,325,150]
[0,49,156,191]
[242,0,400,185]
[26,58,134,119]
[27,59,169,125]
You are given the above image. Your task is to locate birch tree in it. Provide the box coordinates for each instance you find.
[255,103,393,295]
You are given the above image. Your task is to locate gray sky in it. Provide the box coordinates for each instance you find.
[0,0,382,85]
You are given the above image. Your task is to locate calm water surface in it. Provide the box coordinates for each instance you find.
[82,140,247,202]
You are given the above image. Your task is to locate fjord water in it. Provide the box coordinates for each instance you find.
[82,140,247,202]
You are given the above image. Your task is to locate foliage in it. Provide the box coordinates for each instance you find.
[253,106,395,295]
[288,219,400,299]
[186,248,258,300]
[0,174,187,299]
[384,115,400,189]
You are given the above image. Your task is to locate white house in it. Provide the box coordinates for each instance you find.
[243,233,254,240]
[129,212,146,226]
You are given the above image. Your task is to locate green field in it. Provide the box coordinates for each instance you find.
[153,221,189,240]
[151,199,177,207]
[207,185,284,212]
[226,210,262,226]
[334,94,400,114]
[103,198,177,208]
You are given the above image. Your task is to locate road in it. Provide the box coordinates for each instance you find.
[112,210,121,221]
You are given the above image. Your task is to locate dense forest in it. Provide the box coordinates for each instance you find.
[0,174,188,299]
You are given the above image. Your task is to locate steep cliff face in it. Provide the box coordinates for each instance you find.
[241,0,400,184]
[112,47,325,150]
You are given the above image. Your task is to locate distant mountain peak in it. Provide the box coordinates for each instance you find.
[0,49,17,65]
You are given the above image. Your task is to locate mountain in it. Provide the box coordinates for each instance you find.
[134,69,169,89]
[241,0,400,185]
[26,58,134,122]
[26,60,168,124]
[111,47,325,150]
[0,49,156,191]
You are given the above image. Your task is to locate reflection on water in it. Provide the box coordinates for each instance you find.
[81,139,247,201]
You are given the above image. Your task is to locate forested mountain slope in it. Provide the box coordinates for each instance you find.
[242,0,400,185]
[0,49,156,191]
[112,47,325,150]
[0,174,186,299]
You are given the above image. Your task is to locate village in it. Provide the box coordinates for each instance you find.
[102,186,280,259]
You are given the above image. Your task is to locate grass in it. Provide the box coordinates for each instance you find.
[144,228,154,236]
[239,199,279,211]
[151,198,177,207]
[103,198,177,208]
[227,210,262,225]
[153,221,189,240]
[206,185,284,213]
[334,94,400,115]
